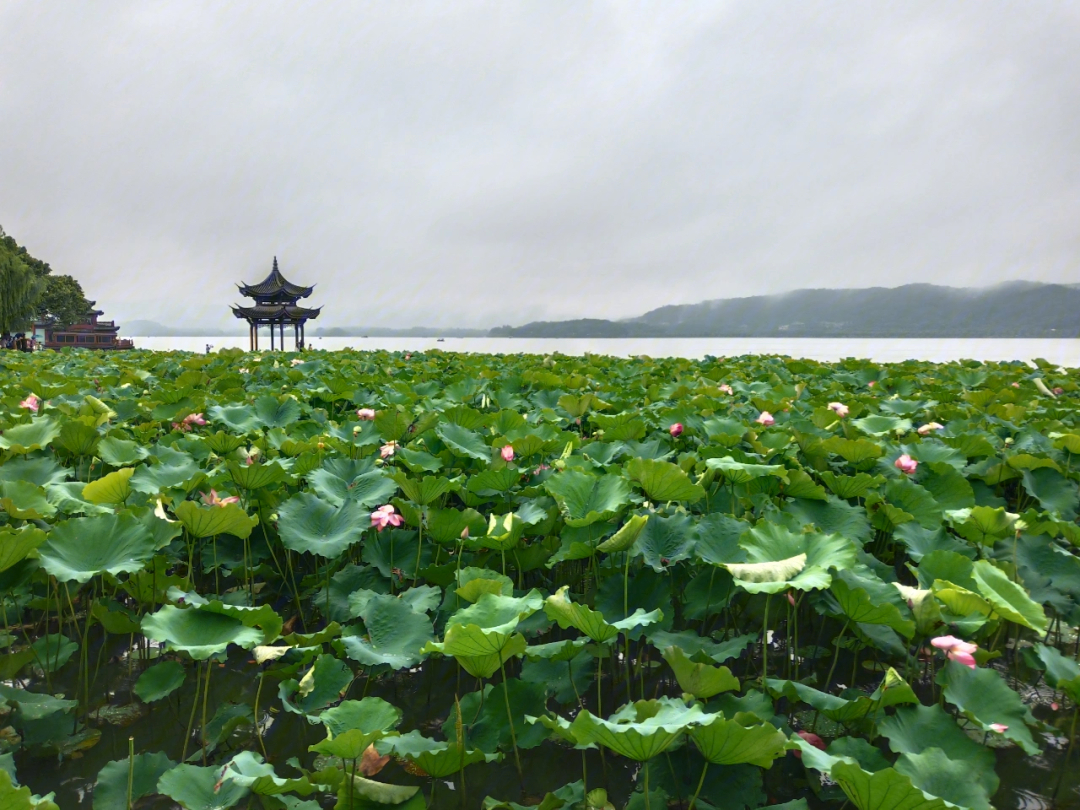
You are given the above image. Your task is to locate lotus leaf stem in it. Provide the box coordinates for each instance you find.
[499,656,523,782]
[127,735,135,810]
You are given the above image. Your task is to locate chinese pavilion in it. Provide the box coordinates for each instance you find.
[232,258,321,351]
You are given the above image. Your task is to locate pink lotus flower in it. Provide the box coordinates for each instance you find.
[380,441,397,459]
[201,489,240,507]
[669,423,684,438]
[460,527,470,540]
[1012,382,1020,388]
[786,591,796,607]
[894,454,918,475]
[792,730,826,759]
[917,422,944,436]
[500,445,515,462]
[357,408,376,420]
[988,723,1008,733]
[718,384,733,395]
[1052,702,1060,711]
[756,411,775,427]
[931,635,978,668]
[19,394,40,413]
[371,504,403,531]
[827,402,849,418]
[867,381,876,388]
[1053,387,1064,396]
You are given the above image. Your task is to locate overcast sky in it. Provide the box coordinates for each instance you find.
[1,2,1078,329]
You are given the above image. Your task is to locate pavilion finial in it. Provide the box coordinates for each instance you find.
[273,256,279,274]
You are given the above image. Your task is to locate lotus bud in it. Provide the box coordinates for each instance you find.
[357,408,376,420]
[669,423,684,437]
[500,445,515,462]
[894,454,917,475]
[755,411,775,427]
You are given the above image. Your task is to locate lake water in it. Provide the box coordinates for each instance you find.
[130,336,1080,365]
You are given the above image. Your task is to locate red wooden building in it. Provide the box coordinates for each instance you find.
[37,305,134,350]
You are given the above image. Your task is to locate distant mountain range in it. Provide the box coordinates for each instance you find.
[489,282,1080,338]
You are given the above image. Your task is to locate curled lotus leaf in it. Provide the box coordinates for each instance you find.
[544,470,631,527]
[81,468,133,505]
[310,697,402,760]
[141,606,264,660]
[379,730,497,778]
[722,522,856,594]
[156,763,250,810]
[544,586,661,644]
[687,712,788,767]
[278,492,367,559]
[660,646,739,699]
[568,697,705,762]
[174,501,259,540]
[217,751,318,797]
[340,594,434,670]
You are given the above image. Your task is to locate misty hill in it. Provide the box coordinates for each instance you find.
[123,320,240,337]
[490,282,1080,338]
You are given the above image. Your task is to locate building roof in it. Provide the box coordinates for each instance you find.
[231,303,322,321]
[237,257,314,301]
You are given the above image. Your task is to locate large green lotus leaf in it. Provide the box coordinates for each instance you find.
[544,470,631,527]
[455,567,514,602]
[970,560,1047,632]
[435,422,491,461]
[157,763,250,810]
[165,590,282,643]
[648,629,755,665]
[208,404,261,433]
[279,654,354,719]
[0,684,77,722]
[633,513,696,571]
[335,774,420,809]
[474,512,525,551]
[56,420,100,456]
[309,468,397,508]
[381,730,495,778]
[141,606,263,659]
[341,594,433,669]
[467,468,520,496]
[278,493,367,558]
[94,751,176,810]
[544,586,661,644]
[624,457,705,503]
[725,522,855,594]
[374,409,411,442]
[820,437,884,465]
[896,524,973,563]
[915,552,977,591]
[0,480,57,519]
[944,507,1017,545]
[129,459,202,495]
[936,660,1039,754]
[174,501,258,540]
[444,638,528,680]
[767,669,917,723]
[253,395,302,429]
[524,637,589,663]
[596,514,649,553]
[795,743,947,810]
[687,713,787,767]
[0,526,46,572]
[883,479,942,530]
[894,749,991,810]
[29,634,77,673]
[0,456,68,487]
[440,590,543,654]
[1034,642,1080,702]
[918,464,975,512]
[568,697,704,761]
[311,696,401,759]
[818,472,885,500]
[392,472,458,506]
[878,705,999,798]
[0,770,58,810]
[228,460,289,490]
[0,417,60,453]
[39,513,155,583]
[427,506,486,544]
[705,457,788,486]
[45,482,113,516]
[133,660,186,702]
[97,436,150,466]
[851,414,912,436]
[439,680,548,753]
[1021,467,1078,519]
[203,431,247,455]
[693,513,749,565]
[782,496,872,546]
[396,446,443,473]
[831,569,915,638]
[81,468,133,505]
[660,646,739,699]
[217,751,317,796]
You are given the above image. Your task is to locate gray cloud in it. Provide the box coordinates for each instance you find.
[1,1,1078,329]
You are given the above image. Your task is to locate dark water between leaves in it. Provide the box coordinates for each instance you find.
[15,632,1080,810]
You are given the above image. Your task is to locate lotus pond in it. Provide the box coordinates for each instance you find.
[1,347,1079,810]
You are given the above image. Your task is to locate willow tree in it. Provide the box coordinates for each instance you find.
[0,241,45,333]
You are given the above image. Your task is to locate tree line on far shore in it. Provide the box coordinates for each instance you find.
[0,226,93,334]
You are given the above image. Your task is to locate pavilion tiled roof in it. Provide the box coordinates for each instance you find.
[237,257,314,301]
[231,304,322,321]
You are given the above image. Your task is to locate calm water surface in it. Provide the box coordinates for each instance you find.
[131,337,1080,365]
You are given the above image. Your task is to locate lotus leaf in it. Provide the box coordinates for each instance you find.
[340,594,433,669]
[660,646,739,698]
[624,457,705,503]
[94,751,175,810]
[970,559,1047,632]
[544,469,631,527]
[278,492,368,558]
[141,606,264,659]
[133,660,186,702]
[39,513,155,583]
[544,586,661,643]
[568,697,704,761]
[687,712,787,767]
[935,660,1040,754]
[724,522,856,594]
[310,696,401,759]
[157,763,250,810]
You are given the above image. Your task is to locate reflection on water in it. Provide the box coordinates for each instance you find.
[128,336,1080,365]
